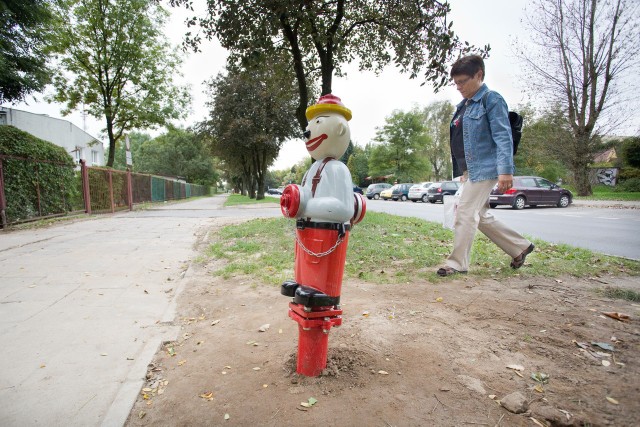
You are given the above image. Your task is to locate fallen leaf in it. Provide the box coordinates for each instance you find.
[221,371,227,375]
[606,396,619,405]
[253,367,261,371]
[300,402,311,408]
[157,388,165,395]
[514,371,524,378]
[199,392,214,401]
[362,311,370,317]
[489,395,497,400]
[435,297,443,302]
[258,324,270,332]
[602,360,611,367]
[167,347,176,357]
[224,414,230,420]
[555,279,563,283]
[138,411,146,419]
[224,366,231,369]
[531,372,550,384]
[40,364,46,368]
[263,384,268,388]
[591,342,615,352]
[308,397,318,406]
[506,364,525,371]
[602,312,630,322]
[211,319,221,326]
[534,384,544,393]
[278,329,283,334]
[378,370,389,375]
[178,360,186,366]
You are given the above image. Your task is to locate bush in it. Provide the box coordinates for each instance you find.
[0,126,78,224]
[619,177,640,192]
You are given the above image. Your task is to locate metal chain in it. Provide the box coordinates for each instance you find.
[295,235,344,258]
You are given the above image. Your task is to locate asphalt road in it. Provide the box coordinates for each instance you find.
[367,198,640,260]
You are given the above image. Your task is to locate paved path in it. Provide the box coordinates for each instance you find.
[0,196,280,427]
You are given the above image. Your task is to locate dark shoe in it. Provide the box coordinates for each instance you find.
[436,266,467,277]
[511,244,535,269]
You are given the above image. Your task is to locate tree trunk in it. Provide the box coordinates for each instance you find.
[572,132,593,196]
[105,114,116,167]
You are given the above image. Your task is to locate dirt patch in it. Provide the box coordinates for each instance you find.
[126,249,640,426]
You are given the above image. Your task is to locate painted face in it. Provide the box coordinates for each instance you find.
[305,113,350,160]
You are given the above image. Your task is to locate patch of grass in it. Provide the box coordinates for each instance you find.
[571,185,640,201]
[224,194,279,206]
[600,286,640,302]
[202,211,640,285]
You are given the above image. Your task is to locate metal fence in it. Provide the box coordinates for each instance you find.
[0,158,211,228]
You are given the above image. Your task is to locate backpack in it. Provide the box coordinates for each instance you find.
[482,91,523,155]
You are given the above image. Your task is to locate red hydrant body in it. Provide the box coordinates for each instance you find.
[280,94,365,376]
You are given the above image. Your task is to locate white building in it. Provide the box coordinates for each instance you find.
[0,107,105,166]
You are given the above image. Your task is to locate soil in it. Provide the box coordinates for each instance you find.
[126,220,640,427]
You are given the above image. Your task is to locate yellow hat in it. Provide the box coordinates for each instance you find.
[305,94,352,121]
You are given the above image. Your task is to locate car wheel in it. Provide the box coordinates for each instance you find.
[373,194,380,200]
[401,195,407,201]
[489,203,497,209]
[429,200,436,204]
[421,194,428,203]
[512,196,526,210]
[558,195,570,208]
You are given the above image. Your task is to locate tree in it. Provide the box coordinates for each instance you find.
[166,0,486,131]
[347,145,370,187]
[105,131,152,171]
[621,137,640,168]
[49,0,190,167]
[517,0,640,195]
[200,65,299,199]
[422,100,454,181]
[372,109,430,182]
[0,0,53,103]
[134,128,218,186]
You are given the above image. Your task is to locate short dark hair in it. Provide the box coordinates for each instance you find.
[450,55,485,80]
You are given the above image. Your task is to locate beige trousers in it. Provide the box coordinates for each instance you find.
[445,178,531,272]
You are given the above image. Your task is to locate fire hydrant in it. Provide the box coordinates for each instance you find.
[280,94,366,376]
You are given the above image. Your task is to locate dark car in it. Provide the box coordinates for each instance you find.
[353,184,363,194]
[267,187,282,195]
[365,183,392,200]
[391,183,412,201]
[489,176,572,209]
[426,181,462,203]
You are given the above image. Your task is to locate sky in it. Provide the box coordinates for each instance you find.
[4,0,636,170]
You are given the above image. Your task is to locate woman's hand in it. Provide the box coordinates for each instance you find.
[497,174,513,193]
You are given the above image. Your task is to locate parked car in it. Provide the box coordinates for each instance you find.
[426,181,462,203]
[408,181,434,203]
[366,183,392,200]
[267,187,283,195]
[489,176,573,209]
[380,186,394,200]
[353,184,363,194]
[391,183,413,201]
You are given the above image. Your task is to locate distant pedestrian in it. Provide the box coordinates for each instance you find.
[437,55,534,276]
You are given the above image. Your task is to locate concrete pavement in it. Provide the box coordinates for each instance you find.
[0,196,280,426]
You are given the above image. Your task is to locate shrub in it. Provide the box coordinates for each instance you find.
[619,177,640,192]
[0,126,78,224]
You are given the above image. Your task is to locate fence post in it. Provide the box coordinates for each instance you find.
[80,159,92,214]
[108,169,115,213]
[0,158,7,228]
[127,169,133,211]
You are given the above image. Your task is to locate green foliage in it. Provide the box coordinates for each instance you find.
[0,126,78,223]
[168,0,486,130]
[621,137,640,168]
[422,101,454,181]
[134,128,218,186]
[618,177,640,193]
[600,286,640,302]
[371,108,431,182]
[200,65,299,198]
[105,131,152,171]
[0,0,53,103]
[49,0,191,167]
[202,212,639,286]
[347,145,370,187]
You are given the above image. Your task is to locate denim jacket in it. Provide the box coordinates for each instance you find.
[451,83,515,182]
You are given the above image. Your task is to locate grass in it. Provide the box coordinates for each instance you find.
[571,185,640,201]
[202,211,640,285]
[224,194,280,206]
[600,286,640,302]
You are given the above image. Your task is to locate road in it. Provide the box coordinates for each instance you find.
[367,198,640,260]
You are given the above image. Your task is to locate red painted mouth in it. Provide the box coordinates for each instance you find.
[306,134,328,152]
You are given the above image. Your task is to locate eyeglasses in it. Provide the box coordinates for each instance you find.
[451,76,472,87]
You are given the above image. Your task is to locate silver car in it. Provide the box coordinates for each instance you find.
[408,181,434,203]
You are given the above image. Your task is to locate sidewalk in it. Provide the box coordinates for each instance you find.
[571,199,640,208]
[0,196,279,426]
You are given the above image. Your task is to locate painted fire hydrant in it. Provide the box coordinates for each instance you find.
[280,94,366,376]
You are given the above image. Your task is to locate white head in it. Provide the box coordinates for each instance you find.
[304,94,352,160]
